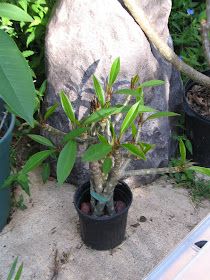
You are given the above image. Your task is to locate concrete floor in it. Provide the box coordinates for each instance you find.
[0,170,209,280]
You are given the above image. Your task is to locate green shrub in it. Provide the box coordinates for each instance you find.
[0,0,56,85]
[169,0,207,76]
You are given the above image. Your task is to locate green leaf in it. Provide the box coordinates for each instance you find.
[137,105,157,113]
[93,75,105,106]
[121,143,146,160]
[98,134,108,144]
[185,139,193,155]
[179,139,186,162]
[131,75,139,86]
[38,80,47,97]
[63,127,88,142]
[138,142,155,154]
[17,173,30,196]
[44,103,58,120]
[22,50,34,58]
[109,122,116,140]
[28,134,55,148]
[57,140,77,184]
[22,150,54,173]
[140,80,165,88]
[147,111,180,120]
[120,101,140,136]
[59,90,75,123]
[83,105,128,125]
[0,30,35,125]
[108,57,120,86]
[41,163,50,183]
[115,89,140,97]
[189,166,210,177]
[14,263,23,280]
[131,123,137,138]
[102,158,112,174]
[82,143,112,162]
[7,257,18,280]
[0,3,33,22]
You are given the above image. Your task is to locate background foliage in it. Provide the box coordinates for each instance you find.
[169,0,207,76]
[0,0,56,86]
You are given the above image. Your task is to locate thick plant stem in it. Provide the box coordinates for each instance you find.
[105,149,122,194]
[106,193,115,215]
[123,0,210,88]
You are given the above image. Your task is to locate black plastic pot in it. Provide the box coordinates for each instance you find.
[0,100,15,231]
[74,181,133,250]
[184,70,210,167]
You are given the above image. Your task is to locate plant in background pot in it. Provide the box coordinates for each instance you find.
[184,70,210,167]
[0,3,36,231]
[9,57,209,251]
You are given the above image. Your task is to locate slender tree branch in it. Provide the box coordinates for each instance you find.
[201,0,210,66]
[121,164,193,178]
[123,0,210,88]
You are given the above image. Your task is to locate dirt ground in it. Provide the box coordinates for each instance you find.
[0,170,209,280]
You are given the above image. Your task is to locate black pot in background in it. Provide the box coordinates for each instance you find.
[74,181,133,251]
[0,100,15,231]
[184,70,210,167]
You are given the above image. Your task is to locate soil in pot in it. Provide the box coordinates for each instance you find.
[184,72,210,167]
[74,181,132,250]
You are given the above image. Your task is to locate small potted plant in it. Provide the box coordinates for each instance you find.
[184,70,210,167]
[13,57,204,251]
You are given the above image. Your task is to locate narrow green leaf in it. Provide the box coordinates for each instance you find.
[140,80,165,88]
[17,173,30,196]
[138,142,155,154]
[131,75,139,86]
[120,101,140,136]
[63,127,88,142]
[83,105,128,125]
[41,163,50,183]
[189,166,210,177]
[109,122,116,140]
[121,143,146,160]
[115,89,140,96]
[57,140,77,184]
[138,105,157,113]
[22,150,54,173]
[147,111,180,121]
[98,134,108,144]
[93,75,105,106]
[38,80,47,97]
[0,30,35,125]
[185,139,193,155]
[179,139,186,162]
[108,57,120,86]
[14,263,23,280]
[7,257,18,280]
[0,3,33,21]
[82,143,112,162]
[131,123,137,138]
[22,50,34,58]
[59,90,75,123]
[44,103,58,120]
[102,158,112,174]
[28,134,55,148]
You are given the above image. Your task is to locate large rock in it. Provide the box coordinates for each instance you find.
[44,0,183,186]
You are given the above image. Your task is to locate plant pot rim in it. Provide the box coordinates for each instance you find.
[0,113,15,145]
[184,70,210,124]
[74,181,133,221]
